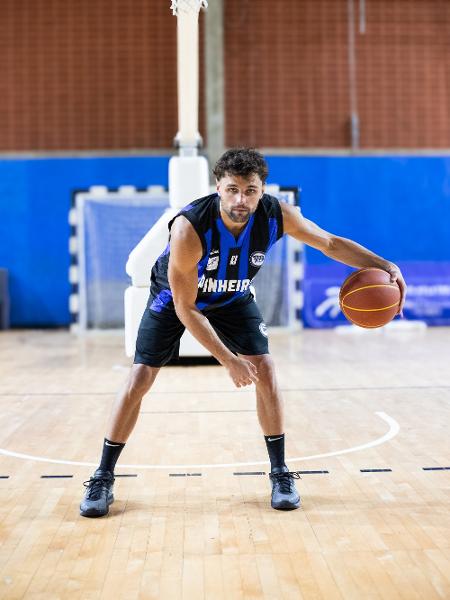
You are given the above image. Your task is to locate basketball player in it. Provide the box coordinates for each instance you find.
[80,148,406,517]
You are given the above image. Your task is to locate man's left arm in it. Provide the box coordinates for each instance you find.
[280,202,407,313]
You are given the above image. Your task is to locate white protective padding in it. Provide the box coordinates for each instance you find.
[126,208,178,287]
[169,155,210,208]
[176,9,201,147]
[124,155,211,358]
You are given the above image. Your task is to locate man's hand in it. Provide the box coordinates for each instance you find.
[385,264,407,315]
[224,356,259,387]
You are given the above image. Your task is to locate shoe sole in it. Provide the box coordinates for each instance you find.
[271,497,301,511]
[272,502,300,511]
[80,495,114,518]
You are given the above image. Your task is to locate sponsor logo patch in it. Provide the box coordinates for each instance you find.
[206,255,219,271]
[250,251,265,267]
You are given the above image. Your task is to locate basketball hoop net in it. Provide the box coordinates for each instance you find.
[170,0,208,16]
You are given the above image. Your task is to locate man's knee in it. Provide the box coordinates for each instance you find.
[127,363,159,396]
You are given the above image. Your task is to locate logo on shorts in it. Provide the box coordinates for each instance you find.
[206,251,219,271]
[259,322,268,337]
[250,251,265,267]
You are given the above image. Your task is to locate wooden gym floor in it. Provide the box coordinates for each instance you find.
[0,325,449,599]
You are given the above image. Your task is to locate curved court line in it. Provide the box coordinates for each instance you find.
[0,411,399,470]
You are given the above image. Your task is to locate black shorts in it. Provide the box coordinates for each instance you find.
[134,294,269,367]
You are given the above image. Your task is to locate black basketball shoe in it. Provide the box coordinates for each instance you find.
[269,466,301,510]
[80,469,115,518]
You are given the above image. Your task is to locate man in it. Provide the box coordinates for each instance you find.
[80,148,406,517]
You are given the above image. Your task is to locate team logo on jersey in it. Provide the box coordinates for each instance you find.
[250,251,265,267]
[259,322,268,337]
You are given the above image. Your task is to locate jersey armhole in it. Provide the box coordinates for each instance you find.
[169,213,206,258]
[274,197,284,240]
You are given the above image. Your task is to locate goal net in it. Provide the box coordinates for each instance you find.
[71,187,302,330]
[71,188,169,329]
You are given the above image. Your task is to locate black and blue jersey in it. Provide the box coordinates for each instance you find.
[149,193,284,313]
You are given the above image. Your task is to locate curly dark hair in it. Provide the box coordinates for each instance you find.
[213,148,269,183]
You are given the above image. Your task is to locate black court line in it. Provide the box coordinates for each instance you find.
[422,467,450,471]
[360,468,392,473]
[232,470,330,476]
[1,384,449,397]
[299,470,329,474]
[3,469,450,482]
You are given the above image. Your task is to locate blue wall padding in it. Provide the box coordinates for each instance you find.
[267,155,450,264]
[1,154,449,326]
[0,156,170,326]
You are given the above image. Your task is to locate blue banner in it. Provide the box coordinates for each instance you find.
[302,262,450,328]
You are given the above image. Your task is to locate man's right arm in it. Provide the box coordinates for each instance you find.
[168,216,258,387]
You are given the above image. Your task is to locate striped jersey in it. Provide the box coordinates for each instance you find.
[149,193,284,312]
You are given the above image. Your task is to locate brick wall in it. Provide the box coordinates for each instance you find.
[355,0,450,148]
[0,0,448,151]
[0,0,205,151]
[225,0,350,148]
[225,0,450,148]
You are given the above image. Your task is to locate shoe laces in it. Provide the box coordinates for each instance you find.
[83,475,114,501]
[269,470,302,494]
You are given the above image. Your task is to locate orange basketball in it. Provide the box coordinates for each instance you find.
[339,268,401,328]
